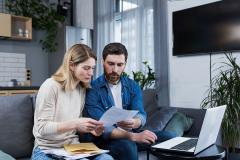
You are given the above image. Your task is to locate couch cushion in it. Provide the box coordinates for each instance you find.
[0,150,15,160]
[142,89,159,116]
[0,94,34,158]
[164,112,194,136]
[143,107,177,131]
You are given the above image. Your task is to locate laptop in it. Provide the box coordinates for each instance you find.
[151,105,226,155]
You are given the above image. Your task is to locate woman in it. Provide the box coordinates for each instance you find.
[32,44,113,160]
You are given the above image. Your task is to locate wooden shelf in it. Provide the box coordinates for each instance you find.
[0,89,38,96]
[0,13,32,40]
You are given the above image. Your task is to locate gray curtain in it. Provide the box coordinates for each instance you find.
[154,0,170,106]
[93,0,115,77]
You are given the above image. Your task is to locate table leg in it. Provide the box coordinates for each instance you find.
[147,150,149,160]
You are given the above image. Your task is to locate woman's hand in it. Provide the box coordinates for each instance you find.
[129,130,157,144]
[91,125,104,136]
[75,118,103,133]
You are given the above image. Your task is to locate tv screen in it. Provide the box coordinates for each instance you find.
[173,0,240,56]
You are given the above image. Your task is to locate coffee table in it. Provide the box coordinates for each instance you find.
[150,144,226,160]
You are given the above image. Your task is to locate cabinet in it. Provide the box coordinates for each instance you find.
[0,13,32,40]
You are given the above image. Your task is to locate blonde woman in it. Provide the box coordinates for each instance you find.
[32,44,113,160]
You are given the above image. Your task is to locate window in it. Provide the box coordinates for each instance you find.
[113,0,154,75]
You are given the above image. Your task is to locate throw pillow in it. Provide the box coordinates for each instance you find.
[0,94,34,158]
[143,107,177,131]
[164,112,194,137]
[0,150,15,160]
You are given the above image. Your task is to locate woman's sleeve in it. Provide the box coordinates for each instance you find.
[35,83,58,136]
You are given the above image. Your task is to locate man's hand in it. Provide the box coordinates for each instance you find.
[117,118,141,130]
[129,130,157,144]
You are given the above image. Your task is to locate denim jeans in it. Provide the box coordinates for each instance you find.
[100,139,138,160]
[96,130,177,160]
[31,147,113,160]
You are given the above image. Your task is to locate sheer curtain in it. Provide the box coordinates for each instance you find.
[93,0,115,77]
[94,0,154,77]
[120,0,155,75]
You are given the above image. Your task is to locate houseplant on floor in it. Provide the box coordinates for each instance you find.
[201,53,240,157]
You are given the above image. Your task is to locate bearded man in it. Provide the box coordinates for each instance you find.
[84,43,176,160]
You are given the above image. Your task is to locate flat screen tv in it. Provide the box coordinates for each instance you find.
[173,0,240,56]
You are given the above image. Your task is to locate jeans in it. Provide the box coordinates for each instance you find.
[97,131,177,160]
[100,139,138,160]
[31,147,113,160]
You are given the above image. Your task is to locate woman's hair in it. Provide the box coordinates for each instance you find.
[52,44,96,91]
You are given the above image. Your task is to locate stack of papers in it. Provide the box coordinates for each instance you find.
[43,143,109,160]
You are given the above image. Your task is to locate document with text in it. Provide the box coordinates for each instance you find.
[100,107,139,126]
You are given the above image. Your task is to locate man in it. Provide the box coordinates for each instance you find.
[84,43,176,160]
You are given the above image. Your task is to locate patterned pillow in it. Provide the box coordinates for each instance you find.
[143,107,177,131]
[0,150,15,160]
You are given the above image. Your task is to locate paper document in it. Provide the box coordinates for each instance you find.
[100,107,139,126]
[43,144,109,160]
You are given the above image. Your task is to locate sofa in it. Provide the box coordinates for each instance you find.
[0,92,208,160]
[0,94,35,160]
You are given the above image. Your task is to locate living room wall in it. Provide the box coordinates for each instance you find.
[0,30,49,86]
[168,0,240,108]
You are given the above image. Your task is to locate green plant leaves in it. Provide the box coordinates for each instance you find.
[6,0,65,53]
[124,61,155,90]
[201,53,240,149]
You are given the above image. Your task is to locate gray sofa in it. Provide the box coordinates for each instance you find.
[0,94,35,160]
[0,92,207,160]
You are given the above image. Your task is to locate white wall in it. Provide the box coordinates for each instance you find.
[0,30,49,86]
[167,0,240,108]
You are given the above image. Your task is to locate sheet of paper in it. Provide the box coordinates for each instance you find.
[43,148,109,160]
[99,107,139,126]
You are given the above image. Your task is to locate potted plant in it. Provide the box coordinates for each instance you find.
[201,53,240,155]
[123,61,155,90]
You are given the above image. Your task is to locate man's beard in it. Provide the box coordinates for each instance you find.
[105,71,121,84]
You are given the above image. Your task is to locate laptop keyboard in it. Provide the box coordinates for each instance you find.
[171,138,198,151]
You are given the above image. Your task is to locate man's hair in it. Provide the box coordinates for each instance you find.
[102,43,128,61]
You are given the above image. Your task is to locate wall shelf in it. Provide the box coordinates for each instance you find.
[0,86,39,96]
[0,89,38,96]
[0,13,32,40]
